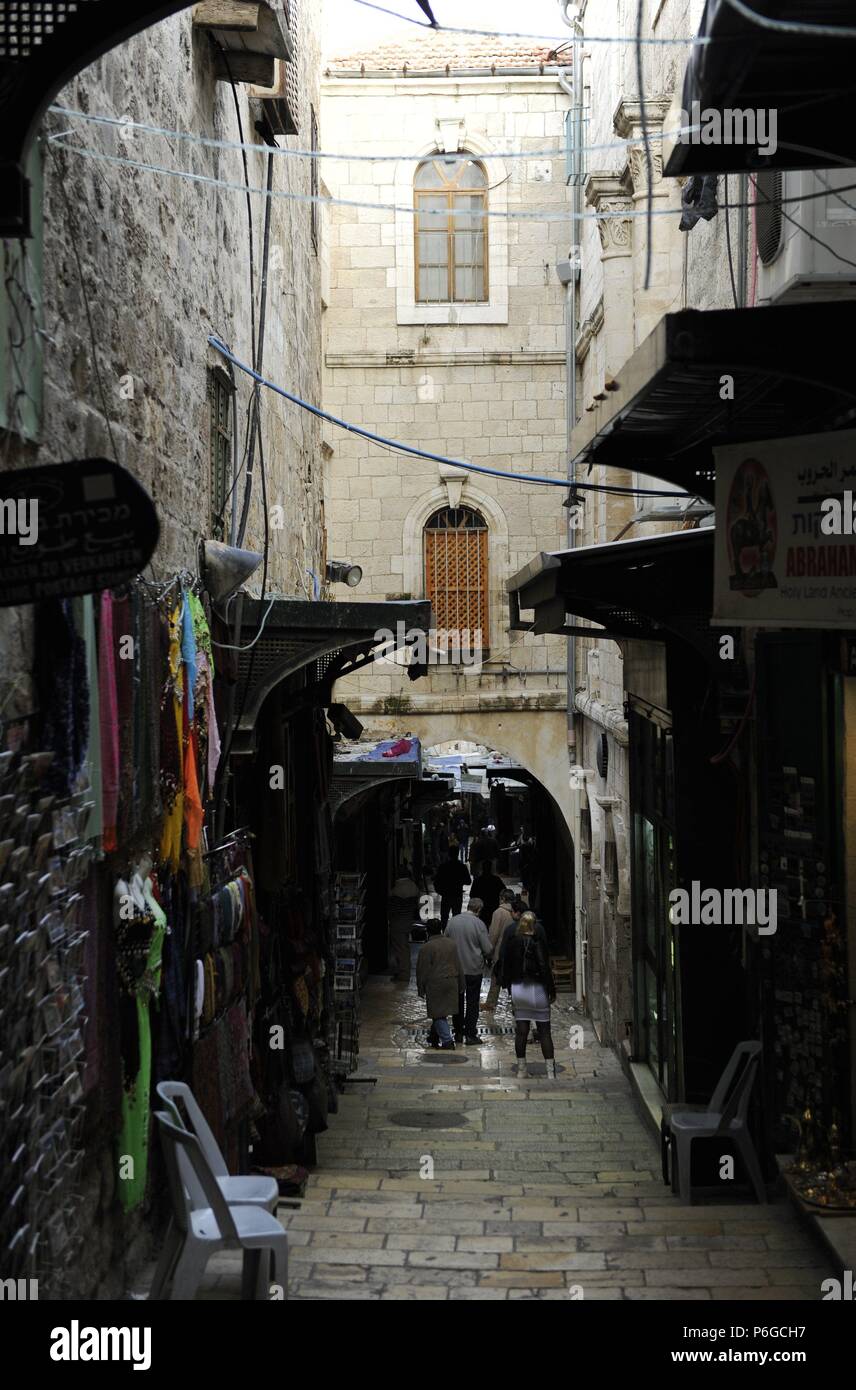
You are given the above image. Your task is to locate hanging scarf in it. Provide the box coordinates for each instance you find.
[34,598,90,797]
[180,589,198,723]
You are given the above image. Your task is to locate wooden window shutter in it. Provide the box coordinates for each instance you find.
[424,507,489,656]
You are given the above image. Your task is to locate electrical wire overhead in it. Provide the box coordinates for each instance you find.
[208,335,693,498]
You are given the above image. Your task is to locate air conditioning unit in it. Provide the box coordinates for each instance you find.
[756,169,856,305]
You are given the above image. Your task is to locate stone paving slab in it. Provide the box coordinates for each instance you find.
[186,975,834,1302]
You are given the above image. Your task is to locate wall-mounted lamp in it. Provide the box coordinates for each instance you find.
[199,539,263,604]
[326,560,363,588]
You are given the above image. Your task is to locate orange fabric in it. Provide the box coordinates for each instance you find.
[184,730,204,851]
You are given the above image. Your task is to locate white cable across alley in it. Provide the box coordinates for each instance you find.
[48,104,713,164]
[207,335,691,499]
[349,0,709,44]
[54,141,856,226]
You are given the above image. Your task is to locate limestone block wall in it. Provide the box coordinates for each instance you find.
[321,70,572,720]
[6,5,323,587]
[0,4,323,1294]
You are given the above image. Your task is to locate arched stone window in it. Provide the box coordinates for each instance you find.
[414,156,488,304]
[424,506,489,655]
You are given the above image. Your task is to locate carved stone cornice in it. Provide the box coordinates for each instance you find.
[613,96,672,139]
[613,96,672,199]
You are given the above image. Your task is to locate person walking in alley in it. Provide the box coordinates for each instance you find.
[518,832,539,906]
[455,811,470,863]
[470,822,501,875]
[470,865,505,927]
[446,897,492,1044]
[432,848,471,927]
[483,888,517,1012]
[387,873,421,983]
[501,910,557,1078]
[416,918,464,1050]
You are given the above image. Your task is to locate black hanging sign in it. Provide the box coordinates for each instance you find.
[0,458,159,605]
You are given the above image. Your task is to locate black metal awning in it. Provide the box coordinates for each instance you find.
[331,742,426,818]
[0,3,196,235]
[508,528,717,661]
[571,304,856,501]
[232,597,431,752]
[664,0,856,175]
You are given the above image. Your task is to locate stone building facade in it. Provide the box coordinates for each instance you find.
[0,0,323,1296]
[568,0,746,1046]
[1,0,324,724]
[320,35,575,855]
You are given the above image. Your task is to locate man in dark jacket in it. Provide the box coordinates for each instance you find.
[470,868,505,927]
[433,849,471,927]
[470,824,500,874]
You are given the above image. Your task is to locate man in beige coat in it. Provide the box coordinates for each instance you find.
[483,890,517,1012]
[416,919,464,1049]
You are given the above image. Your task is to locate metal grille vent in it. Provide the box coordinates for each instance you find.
[0,1,95,59]
[755,170,783,266]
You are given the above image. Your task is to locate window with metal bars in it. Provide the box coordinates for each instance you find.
[208,367,232,541]
[423,506,489,657]
[414,156,488,304]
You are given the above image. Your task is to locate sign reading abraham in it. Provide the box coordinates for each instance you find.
[0,459,159,606]
[713,428,856,630]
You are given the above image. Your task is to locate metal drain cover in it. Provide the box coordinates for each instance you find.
[388,1110,468,1129]
[419,1052,468,1064]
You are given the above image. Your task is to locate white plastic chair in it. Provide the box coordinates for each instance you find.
[156,1080,279,1210]
[152,1111,289,1301]
[669,1041,766,1204]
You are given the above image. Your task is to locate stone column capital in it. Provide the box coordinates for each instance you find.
[585,170,633,254]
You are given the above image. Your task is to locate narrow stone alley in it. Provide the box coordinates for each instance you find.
[271,967,834,1301]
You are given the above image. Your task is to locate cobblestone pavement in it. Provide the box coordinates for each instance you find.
[178,959,832,1301]
[277,965,833,1302]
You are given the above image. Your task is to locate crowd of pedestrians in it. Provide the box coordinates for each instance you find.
[387,812,556,1078]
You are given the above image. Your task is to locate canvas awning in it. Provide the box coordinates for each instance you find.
[664,0,856,175]
[508,528,717,661]
[331,737,423,817]
[571,304,856,500]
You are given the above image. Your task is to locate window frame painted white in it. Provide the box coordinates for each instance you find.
[395,133,509,326]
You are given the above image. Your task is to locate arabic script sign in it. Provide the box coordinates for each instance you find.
[713,429,856,629]
[0,458,159,606]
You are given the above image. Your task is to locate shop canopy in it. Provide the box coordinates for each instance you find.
[507,528,718,662]
[571,304,856,502]
[331,736,423,818]
[664,0,855,175]
[232,597,432,752]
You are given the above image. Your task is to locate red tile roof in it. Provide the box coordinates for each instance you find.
[325,33,566,74]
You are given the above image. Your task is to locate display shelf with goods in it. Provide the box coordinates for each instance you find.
[330,872,366,1076]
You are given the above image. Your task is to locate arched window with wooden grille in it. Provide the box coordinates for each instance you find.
[414,156,488,304]
[424,506,489,657]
